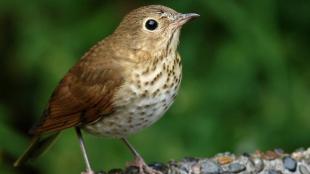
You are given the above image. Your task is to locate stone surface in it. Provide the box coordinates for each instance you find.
[253,158,264,172]
[226,163,246,173]
[299,165,310,174]
[100,148,310,174]
[283,156,297,172]
[267,169,282,174]
[200,160,222,174]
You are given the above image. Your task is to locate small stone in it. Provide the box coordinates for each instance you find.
[168,161,178,168]
[255,150,263,157]
[242,152,251,157]
[175,161,193,174]
[200,160,222,174]
[124,166,139,174]
[283,156,297,172]
[253,158,264,172]
[216,156,233,165]
[274,148,284,154]
[264,151,280,160]
[292,151,304,160]
[227,163,246,173]
[267,169,282,174]
[192,164,201,174]
[148,162,168,172]
[179,165,190,174]
[299,165,310,174]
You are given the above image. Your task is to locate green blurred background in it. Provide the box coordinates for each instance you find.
[0,0,309,173]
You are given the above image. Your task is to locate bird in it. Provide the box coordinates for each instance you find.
[14,5,199,174]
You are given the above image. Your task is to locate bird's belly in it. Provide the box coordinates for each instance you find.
[84,53,182,138]
[83,86,178,138]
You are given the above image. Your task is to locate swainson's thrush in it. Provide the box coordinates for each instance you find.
[14,5,199,174]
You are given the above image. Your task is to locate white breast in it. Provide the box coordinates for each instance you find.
[84,53,182,138]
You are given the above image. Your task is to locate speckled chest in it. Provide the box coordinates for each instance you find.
[84,53,182,138]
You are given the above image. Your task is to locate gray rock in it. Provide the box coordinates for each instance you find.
[253,158,264,172]
[299,165,310,174]
[149,162,168,173]
[200,160,222,174]
[283,156,297,172]
[226,163,246,173]
[267,169,282,174]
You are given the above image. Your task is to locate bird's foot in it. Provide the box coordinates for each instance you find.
[127,156,162,174]
[81,169,96,174]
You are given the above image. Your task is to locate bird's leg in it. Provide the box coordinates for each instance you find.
[75,127,95,174]
[121,138,161,174]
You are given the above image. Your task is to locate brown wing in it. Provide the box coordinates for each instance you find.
[30,43,124,135]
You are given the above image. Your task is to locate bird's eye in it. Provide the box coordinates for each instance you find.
[145,19,158,31]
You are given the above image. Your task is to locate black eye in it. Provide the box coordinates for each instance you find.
[145,19,158,31]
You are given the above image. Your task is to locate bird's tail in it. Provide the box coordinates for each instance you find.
[14,132,60,167]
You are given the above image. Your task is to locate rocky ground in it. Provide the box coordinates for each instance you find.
[93,148,310,174]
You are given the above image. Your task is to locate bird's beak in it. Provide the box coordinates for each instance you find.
[174,13,200,27]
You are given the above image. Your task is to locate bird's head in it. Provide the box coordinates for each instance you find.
[111,5,199,58]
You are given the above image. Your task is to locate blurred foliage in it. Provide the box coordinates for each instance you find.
[0,0,309,173]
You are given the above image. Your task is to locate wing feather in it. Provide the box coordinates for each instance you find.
[31,43,124,135]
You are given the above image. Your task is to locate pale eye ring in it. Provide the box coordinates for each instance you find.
[145,19,158,31]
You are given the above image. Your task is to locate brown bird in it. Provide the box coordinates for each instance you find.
[14,5,199,174]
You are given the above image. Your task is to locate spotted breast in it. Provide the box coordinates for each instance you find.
[84,51,182,138]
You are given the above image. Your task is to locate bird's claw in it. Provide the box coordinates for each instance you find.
[127,156,162,174]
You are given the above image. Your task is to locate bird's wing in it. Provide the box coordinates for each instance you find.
[30,46,124,135]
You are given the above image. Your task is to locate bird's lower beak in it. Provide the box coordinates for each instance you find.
[174,13,200,27]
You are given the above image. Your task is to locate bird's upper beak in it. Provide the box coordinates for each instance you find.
[173,13,200,27]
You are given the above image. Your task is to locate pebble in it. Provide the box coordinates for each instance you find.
[178,163,191,173]
[267,169,282,174]
[200,160,222,174]
[283,156,297,172]
[274,148,284,154]
[299,165,310,174]
[216,156,233,165]
[242,152,251,157]
[253,158,264,172]
[226,163,246,173]
[149,162,168,173]
[264,151,280,160]
[191,164,201,174]
[242,172,253,174]
[292,151,304,160]
[124,166,139,174]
